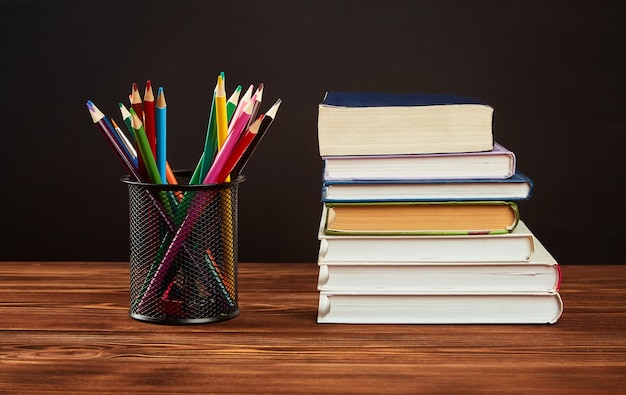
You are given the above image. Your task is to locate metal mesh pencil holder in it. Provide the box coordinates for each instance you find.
[121,171,244,324]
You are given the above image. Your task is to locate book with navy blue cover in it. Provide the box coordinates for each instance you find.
[322,171,533,202]
[321,92,486,107]
[318,92,494,156]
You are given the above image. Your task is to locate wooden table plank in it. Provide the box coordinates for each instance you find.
[1,263,625,394]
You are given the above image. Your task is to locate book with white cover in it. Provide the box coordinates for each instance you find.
[318,237,560,293]
[323,142,515,181]
[317,292,563,324]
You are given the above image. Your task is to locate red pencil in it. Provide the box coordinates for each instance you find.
[143,80,157,158]
[130,82,144,120]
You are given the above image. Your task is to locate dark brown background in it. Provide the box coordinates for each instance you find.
[1,0,624,264]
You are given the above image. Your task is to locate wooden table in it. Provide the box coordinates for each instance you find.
[1,263,625,394]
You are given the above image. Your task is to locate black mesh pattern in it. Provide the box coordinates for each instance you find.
[123,173,242,324]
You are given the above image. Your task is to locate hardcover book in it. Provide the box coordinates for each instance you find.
[318,92,494,156]
[322,142,516,181]
[324,201,519,235]
[317,292,563,324]
[322,171,533,202]
[318,207,535,262]
[317,237,560,293]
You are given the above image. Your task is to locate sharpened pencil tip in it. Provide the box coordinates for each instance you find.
[265,98,282,119]
[130,108,143,129]
[254,83,264,102]
[216,75,226,96]
[131,83,142,105]
[86,100,105,123]
[144,80,155,101]
[156,87,166,108]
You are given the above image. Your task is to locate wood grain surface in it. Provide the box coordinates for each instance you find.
[1,262,625,394]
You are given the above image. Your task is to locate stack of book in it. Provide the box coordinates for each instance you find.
[315,92,563,324]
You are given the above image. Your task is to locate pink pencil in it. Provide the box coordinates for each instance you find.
[203,100,255,184]
[203,115,263,184]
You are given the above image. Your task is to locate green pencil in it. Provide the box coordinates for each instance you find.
[130,108,163,185]
[195,87,218,183]
[226,85,242,122]
[118,102,136,141]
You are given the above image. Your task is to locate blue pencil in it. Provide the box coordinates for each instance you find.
[155,87,167,183]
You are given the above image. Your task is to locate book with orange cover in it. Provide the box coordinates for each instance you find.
[324,201,519,235]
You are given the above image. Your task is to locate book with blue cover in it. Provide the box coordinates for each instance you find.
[318,92,494,156]
[322,171,533,202]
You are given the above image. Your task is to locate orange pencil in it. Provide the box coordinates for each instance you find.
[165,163,184,202]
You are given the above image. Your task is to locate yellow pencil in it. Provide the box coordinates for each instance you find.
[215,75,228,151]
[213,75,236,282]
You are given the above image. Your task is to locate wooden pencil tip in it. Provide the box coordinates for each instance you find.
[249,115,264,133]
[156,87,166,108]
[131,84,142,104]
[118,102,131,118]
[86,100,104,123]
[130,109,143,129]
[265,98,282,118]
[255,83,264,102]
[216,75,226,96]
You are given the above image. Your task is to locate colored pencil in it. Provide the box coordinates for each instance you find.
[230,84,253,128]
[226,84,242,123]
[143,81,157,159]
[130,108,163,185]
[130,84,147,179]
[87,100,141,181]
[155,86,167,182]
[130,82,144,120]
[194,81,219,184]
[111,119,138,166]
[247,83,264,129]
[118,102,135,141]
[232,98,281,176]
[203,100,255,184]
[227,95,254,139]
[215,75,228,150]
